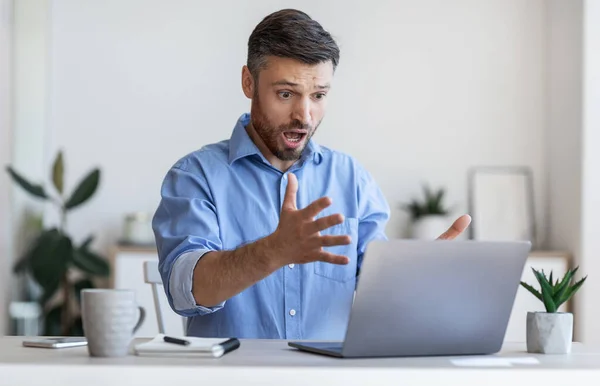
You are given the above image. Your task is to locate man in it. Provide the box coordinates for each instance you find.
[152,9,471,340]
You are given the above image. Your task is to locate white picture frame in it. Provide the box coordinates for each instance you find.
[468,167,536,247]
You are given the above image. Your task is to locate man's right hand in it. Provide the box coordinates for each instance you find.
[264,173,351,268]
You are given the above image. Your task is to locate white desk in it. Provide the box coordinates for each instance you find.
[1,337,599,385]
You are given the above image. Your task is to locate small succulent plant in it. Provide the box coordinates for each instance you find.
[520,267,587,313]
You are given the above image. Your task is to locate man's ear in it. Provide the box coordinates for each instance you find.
[241,66,254,99]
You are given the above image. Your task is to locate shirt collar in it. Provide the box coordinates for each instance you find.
[304,138,323,164]
[228,113,262,164]
[228,113,323,165]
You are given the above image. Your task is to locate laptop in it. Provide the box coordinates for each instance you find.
[288,239,531,358]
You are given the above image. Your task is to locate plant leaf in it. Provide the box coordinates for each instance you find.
[73,278,95,303]
[12,232,44,273]
[29,230,73,300]
[52,151,64,195]
[423,184,432,202]
[549,271,554,290]
[65,169,100,210]
[72,248,110,277]
[434,189,444,212]
[5,166,48,199]
[556,275,587,309]
[520,281,542,301]
[553,267,578,302]
[80,235,94,250]
[43,305,63,336]
[534,269,557,312]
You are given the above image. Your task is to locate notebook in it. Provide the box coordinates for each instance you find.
[134,334,240,358]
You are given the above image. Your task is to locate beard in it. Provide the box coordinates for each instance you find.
[250,94,320,161]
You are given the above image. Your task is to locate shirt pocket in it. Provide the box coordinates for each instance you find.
[313,217,359,283]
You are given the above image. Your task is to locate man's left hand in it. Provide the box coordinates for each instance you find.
[436,214,472,240]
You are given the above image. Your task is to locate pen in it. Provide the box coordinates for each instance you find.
[219,338,240,353]
[163,336,190,346]
[212,337,240,357]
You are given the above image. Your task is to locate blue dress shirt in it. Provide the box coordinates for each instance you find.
[152,113,390,340]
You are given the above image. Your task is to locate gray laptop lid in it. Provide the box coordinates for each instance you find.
[341,240,531,358]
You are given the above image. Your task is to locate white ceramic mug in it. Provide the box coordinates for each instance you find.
[81,289,145,357]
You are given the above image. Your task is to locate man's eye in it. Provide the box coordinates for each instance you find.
[279,92,292,99]
[314,93,326,100]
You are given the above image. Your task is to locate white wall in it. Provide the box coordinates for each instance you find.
[0,0,13,335]
[546,0,583,337]
[580,0,600,345]
[546,0,582,254]
[45,0,548,253]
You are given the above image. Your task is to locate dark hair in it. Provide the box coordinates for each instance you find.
[247,9,340,80]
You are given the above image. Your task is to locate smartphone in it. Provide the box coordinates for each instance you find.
[22,337,88,349]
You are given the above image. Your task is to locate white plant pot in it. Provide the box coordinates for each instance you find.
[526,312,573,354]
[411,215,449,240]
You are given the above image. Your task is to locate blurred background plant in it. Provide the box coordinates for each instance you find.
[402,184,450,221]
[5,150,109,336]
[402,184,453,239]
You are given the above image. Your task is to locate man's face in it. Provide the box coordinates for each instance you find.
[246,57,334,161]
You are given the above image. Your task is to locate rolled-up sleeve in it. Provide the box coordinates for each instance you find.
[152,162,225,317]
[356,166,390,272]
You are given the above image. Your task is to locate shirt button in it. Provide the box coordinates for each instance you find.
[289,309,296,316]
[288,264,295,269]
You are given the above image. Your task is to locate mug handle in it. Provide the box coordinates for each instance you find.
[133,306,146,333]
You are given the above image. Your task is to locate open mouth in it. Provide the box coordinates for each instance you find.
[282,131,307,148]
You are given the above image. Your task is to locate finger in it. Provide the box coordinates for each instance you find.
[315,252,350,265]
[319,234,352,247]
[281,173,298,210]
[308,213,345,233]
[437,214,472,240]
[301,196,332,219]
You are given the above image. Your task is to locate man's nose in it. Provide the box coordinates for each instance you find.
[292,99,311,126]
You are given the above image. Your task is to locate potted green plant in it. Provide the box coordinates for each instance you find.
[520,267,587,354]
[402,184,451,239]
[6,150,110,336]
